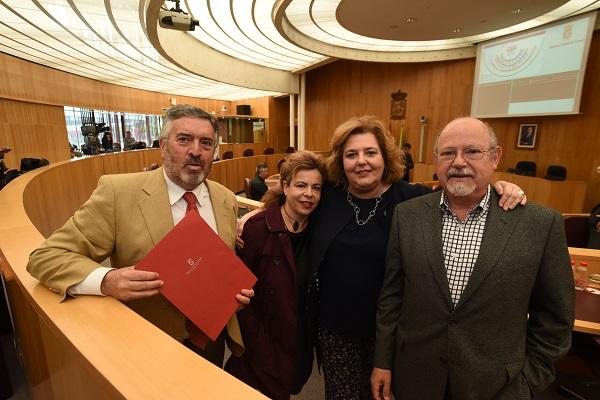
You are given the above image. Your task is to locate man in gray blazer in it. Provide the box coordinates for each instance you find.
[371,117,574,399]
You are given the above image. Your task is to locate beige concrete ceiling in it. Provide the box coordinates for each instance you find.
[338,0,569,41]
[0,0,598,100]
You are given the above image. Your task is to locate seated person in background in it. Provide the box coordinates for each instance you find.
[226,151,326,399]
[69,144,83,158]
[589,203,600,249]
[0,146,9,175]
[26,104,254,367]
[83,135,101,155]
[123,130,136,150]
[0,146,10,189]
[101,131,114,152]
[400,142,414,182]
[152,139,160,148]
[251,163,269,201]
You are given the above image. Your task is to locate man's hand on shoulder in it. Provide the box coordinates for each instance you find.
[100,266,163,301]
[371,367,392,400]
[235,208,261,249]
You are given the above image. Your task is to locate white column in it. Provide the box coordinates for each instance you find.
[297,73,306,150]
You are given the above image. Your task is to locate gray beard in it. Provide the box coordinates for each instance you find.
[446,181,476,197]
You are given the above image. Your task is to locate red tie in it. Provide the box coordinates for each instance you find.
[182,192,210,349]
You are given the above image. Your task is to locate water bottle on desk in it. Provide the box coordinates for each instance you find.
[574,262,588,291]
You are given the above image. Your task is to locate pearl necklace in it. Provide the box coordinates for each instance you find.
[346,189,383,226]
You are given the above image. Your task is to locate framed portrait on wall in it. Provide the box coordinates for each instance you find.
[516,123,539,149]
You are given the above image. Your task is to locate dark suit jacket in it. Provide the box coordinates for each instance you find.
[251,175,268,201]
[374,190,574,399]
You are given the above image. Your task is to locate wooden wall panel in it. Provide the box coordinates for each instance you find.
[230,97,269,117]
[0,99,70,170]
[0,53,292,175]
[268,96,291,153]
[0,53,227,115]
[218,143,268,158]
[305,31,600,211]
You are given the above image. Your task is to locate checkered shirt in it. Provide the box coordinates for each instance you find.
[440,185,491,305]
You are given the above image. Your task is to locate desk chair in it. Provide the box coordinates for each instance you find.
[1,170,20,188]
[546,165,567,181]
[243,178,252,199]
[508,161,536,177]
[20,158,48,172]
[557,332,600,399]
[276,158,285,173]
[563,215,591,248]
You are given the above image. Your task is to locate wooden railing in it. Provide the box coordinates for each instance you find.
[0,149,275,399]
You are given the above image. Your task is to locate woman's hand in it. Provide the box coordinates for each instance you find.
[493,181,527,210]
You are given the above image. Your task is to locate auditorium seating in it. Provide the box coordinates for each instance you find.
[563,214,591,248]
[508,161,537,177]
[243,178,252,199]
[546,165,567,181]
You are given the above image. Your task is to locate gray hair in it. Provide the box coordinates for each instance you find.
[256,163,268,175]
[434,117,498,153]
[159,105,219,141]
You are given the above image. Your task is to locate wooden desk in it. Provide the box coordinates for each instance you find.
[570,247,600,335]
[574,290,600,335]
[265,174,280,189]
[0,151,270,399]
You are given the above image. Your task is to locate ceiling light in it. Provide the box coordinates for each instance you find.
[512,8,524,14]
[406,18,417,23]
[452,28,462,33]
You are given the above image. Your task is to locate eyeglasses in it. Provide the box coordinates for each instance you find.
[434,147,497,162]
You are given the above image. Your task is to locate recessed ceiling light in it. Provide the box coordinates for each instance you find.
[512,8,523,14]
[389,24,398,29]
[406,18,417,23]
[452,28,462,33]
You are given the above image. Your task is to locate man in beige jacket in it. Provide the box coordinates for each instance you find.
[27,105,253,366]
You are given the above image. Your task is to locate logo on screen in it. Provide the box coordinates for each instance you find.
[563,25,573,41]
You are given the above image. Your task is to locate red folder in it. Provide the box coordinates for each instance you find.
[136,211,256,341]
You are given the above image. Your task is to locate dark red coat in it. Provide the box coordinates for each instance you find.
[225,205,311,399]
